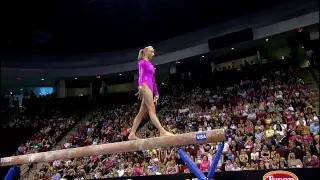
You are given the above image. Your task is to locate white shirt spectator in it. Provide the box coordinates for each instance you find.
[225,162,234,171]
[222,142,229,153]
[118,169,124,177]
[262,76,267,82]
[273,124,287,136]
[275,90,283,100]
[53,160,60,167]
[238,90,247,98]
[296,119,306,126]
[250,152,260,161]
[231,167,242,171]
[87,127,93,136]
[64,142,71,149]
[18,145,26,153]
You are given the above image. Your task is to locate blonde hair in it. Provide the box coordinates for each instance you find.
[138,46,153,61]
[287,152,295,160]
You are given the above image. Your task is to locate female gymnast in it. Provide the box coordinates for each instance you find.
[128,46,173,140]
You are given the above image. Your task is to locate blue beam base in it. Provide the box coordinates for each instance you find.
[178,149,207,180]
[5,166,20,180]
[207,142,224,179]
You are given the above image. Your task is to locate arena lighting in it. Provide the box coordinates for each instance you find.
[298,28,304,32]
[16,77,21,80]
[74,77,78,80]
[41,79,44,81]
[202,55,204,58]
[231,47,235,50]
[96,75,101,79]
[265,38,269,42]
[119,73,122,76]
[176,61,180,64]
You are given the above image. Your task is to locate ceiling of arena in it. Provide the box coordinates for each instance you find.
[0,29,303,92]
[2,0,293,59]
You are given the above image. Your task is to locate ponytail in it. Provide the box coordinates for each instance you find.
[138,48,145,61]
[138,46,153,61]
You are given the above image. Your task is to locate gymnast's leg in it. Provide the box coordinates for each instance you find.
[142,85,173,137]
[128,99,148,140]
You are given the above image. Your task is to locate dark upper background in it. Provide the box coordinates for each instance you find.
[2,0,293,60]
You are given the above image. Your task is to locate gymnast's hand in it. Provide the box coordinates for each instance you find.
[153,95,159,105]
[136,87,144,100]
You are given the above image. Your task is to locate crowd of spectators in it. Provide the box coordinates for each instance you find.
[15,114,78,155]
[2,97,83,156]
[28,64,319,180]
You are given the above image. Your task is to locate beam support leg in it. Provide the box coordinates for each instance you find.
[178,149,207,180]
[207,142,224,179]
[5,166,20,180]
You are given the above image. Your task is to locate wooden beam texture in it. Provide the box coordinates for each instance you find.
[0,129,226,166]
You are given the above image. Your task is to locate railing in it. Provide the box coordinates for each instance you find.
[19,163,31,179]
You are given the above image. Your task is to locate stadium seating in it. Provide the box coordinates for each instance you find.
[21,60,319,179]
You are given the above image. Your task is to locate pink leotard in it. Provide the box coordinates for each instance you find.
[138,59,158,95]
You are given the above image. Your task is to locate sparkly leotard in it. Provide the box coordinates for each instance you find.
[138,59,158,95]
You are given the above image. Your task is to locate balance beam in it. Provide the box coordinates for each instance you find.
[0,129,226,167]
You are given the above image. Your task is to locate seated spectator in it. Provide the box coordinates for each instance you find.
[147,160,159,175]
[287,152,303,168]
[231,163,242,171]
[255,129,264,141]
[226,149,235,161]
[260,145,271,160]
[199,155,210,172]
[309,117,319,135]
[133,163,143,176]
[250,148,260,161]
[224,160,234,171]
[166,160,178,174]
[243,163,255,170]
[303,150,319,168]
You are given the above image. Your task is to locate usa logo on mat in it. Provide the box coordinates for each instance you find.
[196,133,207,141]
[263,170,299,180]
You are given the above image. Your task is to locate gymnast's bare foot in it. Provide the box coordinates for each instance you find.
[160,132,174,136]
[128,134,141,140]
